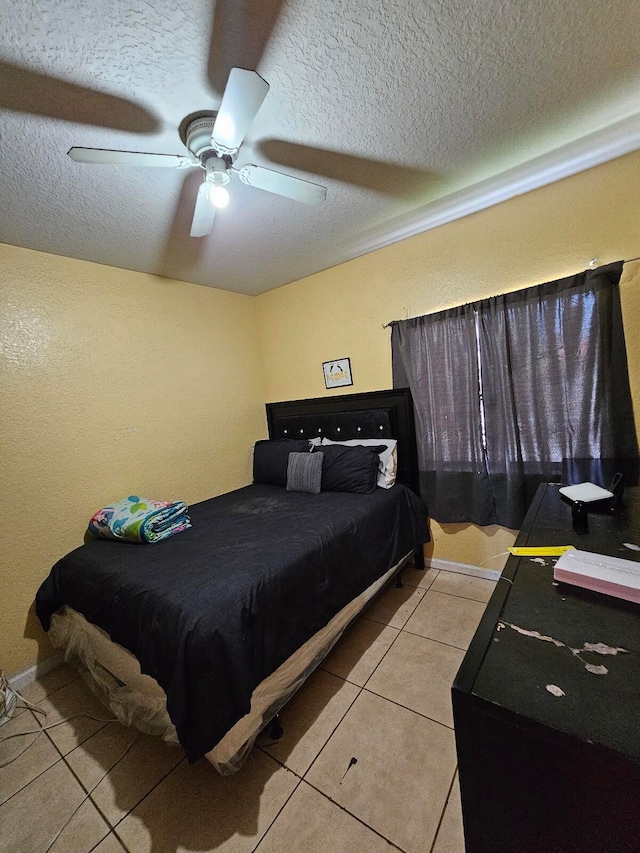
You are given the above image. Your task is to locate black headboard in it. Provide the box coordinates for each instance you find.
[266,389,420,495]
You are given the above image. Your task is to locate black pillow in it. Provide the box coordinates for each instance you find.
[287,451,324,494]
[314,444,387,494]
[253,439,310,488]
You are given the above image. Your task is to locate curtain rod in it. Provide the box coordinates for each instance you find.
[381,256,640,329]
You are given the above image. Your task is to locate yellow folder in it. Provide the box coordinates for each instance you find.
[508,545,576,557]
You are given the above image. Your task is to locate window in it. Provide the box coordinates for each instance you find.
[392,262,637,528]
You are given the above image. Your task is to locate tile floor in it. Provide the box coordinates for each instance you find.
[0,567,497,853]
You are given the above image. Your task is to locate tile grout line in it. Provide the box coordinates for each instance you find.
[341,585,472,728]
[319,619,404,688]
[87,829,124,853]
[111,826,133,853]
[360,565,441,631]
[250,774,303,852]
[426,587,496,605]
[251,747,396,853]
[317,614,400,683]
[425,562,503,581]
[256,665,361,779]
[297,683,364,784]
[0,675,107,811]
[81,751,189,852]
[353,611,404,629]
[0,709,66,808]
[118,670,457,843]
[104,833,129,853]
[1,692,113,813]
[47,719,111,762]
[360,594,425,631]
[359,681,456,732]
[302,599,451,775]
[30,680,187,835]
[320,652,398,690]
[322,574,472,690]
[29,674,112,765]
[110,755,188,830]
[57,746,118,847]
[0,757,66,810]
[358,617,406,692]
[401,577,496,607]
[249,753,405,853]
[18,674,83,714]
[53,718,187,844]
[399,568,440,592]
[356,564,441,689]
[263,676,363,780]
[2,738,113,853]
[400,625,471,653]
[296,597,455,848]
[305,623,460,838]
[21,671,83,693]
[312,572,478,728]
[59,721,134,801]
[301,776,408,852]
[428,765,459,853]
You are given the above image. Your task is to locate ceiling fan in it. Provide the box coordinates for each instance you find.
[67,67,328,237]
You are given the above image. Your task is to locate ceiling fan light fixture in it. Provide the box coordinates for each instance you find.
[209,185,229,208]
[204,158,230,208]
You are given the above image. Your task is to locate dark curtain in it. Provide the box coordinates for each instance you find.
[392,262,638,529]
[391,303,494,524]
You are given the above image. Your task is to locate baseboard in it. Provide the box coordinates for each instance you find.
[425,557,502,582]
[8,652,64,693]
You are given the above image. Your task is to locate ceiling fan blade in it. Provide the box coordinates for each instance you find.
[211,68,269,154]
[68,148,194,168]
[236,165,327,205]
[158,171,207,276]
[190,184,216,237]
[0,60,158,133]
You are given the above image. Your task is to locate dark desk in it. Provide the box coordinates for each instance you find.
[452,483,640,853]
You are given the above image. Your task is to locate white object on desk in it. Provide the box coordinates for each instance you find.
[554,549,640,604]
[559,482,614,503]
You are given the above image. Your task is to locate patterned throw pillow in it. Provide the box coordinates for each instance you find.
[286,451,324,494]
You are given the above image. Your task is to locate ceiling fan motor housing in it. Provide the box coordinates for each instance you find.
[185,116,217,160]
[185,115,236,166]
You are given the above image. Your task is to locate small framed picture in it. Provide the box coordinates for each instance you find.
[323,357,353,389]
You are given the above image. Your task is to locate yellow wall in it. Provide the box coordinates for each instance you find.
[256,150,640,569]
[4,150,640,678]
[0,245,266,676]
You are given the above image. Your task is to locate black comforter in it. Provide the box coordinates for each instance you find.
[36,483,428,762]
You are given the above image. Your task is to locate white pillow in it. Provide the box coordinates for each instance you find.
[321,438,397,488]
[307,437,322,448]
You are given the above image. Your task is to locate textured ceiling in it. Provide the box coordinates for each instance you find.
[1,0,639,295]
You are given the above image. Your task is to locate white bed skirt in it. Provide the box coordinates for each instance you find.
[48,551,412,774]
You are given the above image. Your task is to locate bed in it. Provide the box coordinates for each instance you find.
[35,389,429,774]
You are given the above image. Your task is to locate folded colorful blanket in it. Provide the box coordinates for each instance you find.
[88,495,191,543]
